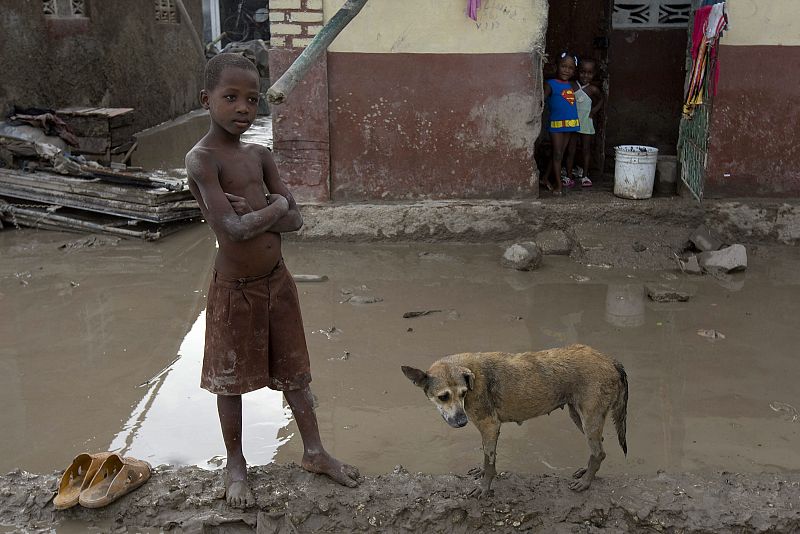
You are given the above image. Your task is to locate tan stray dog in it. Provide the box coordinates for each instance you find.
[402,344,628,497]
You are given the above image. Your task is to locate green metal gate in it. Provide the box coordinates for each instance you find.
[677,0,713,202]
[678,99,711,201]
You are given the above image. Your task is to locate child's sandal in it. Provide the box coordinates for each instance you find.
[581,176,593,187]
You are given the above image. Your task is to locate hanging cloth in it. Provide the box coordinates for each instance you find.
[683,2,727,117]
[467,0,481,21]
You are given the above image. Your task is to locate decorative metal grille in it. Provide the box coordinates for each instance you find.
[613,1,691,27]
[42,0,57,15]
[155,0,179,24]
[71,0,86,16]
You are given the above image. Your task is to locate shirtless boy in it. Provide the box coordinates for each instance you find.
[185,53,359,507]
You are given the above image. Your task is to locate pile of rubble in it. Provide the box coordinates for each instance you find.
[0,108,200,240]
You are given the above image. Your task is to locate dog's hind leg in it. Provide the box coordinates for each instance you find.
[468,417,501,498]
[568,404,584,434]
[569,413,607,492]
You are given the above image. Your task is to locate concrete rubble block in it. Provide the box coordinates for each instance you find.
[501,242,542,271]
[534,229,573,255]
[688,224,723,252]
[698,244,747,273]
[645,283,692,303]
[681,255,703,274]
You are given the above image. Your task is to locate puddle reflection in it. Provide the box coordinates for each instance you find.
[110,310,291,469]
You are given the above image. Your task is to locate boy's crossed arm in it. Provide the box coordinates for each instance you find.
[224,147,304,233]
[186,148,290,242]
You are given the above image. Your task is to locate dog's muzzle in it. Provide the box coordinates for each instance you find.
[444,412,468,428]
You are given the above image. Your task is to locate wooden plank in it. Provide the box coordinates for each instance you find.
[0,187,199,222]
[76,136,110,154]
[0,168,191,206]
[61,116,110,137]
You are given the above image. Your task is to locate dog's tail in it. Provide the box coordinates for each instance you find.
[612,360,628,456]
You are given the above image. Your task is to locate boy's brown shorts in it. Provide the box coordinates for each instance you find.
[201,260,311,395]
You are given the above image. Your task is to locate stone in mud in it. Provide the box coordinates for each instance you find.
[689,224,723,252]
[645,283,691,303]
[346,295,383,304]
[534,229,572,255]
[501,242,542,271]
[680,255,703,274]
[698,244,747,273]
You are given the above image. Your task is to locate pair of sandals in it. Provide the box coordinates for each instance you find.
[561,173,593,188]
[53,452,151,510]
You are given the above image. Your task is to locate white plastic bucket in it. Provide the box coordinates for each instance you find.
[614,145,659,199]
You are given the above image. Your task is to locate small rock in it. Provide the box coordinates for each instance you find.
[645,283,691,302]
[347,295,383,305]
[501,242,543,271]
[293,274,329,283]
[698,244,747,273]
[678,255,703,275]
[697,329,725,340]
[403,310,442,318]
[632,241,648,252]
[689,225,723,252]
[534,230,572,255]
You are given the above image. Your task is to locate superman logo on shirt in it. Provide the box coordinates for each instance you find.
[561,89,576,105]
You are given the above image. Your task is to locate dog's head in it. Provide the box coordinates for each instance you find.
[401,361,475,428]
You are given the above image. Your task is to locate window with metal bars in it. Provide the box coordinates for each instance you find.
[613,1,691,28]
[42,0,88,17]
[155,0,180,24]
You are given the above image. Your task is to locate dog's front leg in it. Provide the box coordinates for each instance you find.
[468,417,501,498]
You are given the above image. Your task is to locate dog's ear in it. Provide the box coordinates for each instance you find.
[463,369,475,391]
[401,366,428,388]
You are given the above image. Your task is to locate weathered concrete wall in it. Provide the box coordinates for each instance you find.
[704,0,800,197]
[0,1,205,133]
[269,0,546,201]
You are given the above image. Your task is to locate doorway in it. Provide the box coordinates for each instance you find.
[540,0,692,192]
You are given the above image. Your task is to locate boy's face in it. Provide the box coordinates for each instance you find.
[201,66,260,136]
[578,62,596,85]
[557,58,576,81]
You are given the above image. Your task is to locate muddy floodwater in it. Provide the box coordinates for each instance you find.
[2,226,799,487]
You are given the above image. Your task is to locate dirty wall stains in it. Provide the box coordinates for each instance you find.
[322,0,547,54]
[327,52,541,200]
[704,45,800,197]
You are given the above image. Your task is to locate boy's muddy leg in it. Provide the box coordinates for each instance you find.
[284,387,360,487]
[217,394,255,507]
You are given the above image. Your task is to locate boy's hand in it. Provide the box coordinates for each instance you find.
[225,193,254,215]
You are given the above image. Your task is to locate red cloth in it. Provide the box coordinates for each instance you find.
[691,6,722,96]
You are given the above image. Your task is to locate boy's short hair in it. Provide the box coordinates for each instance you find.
[204,53,259,91]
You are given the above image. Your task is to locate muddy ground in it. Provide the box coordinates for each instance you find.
[3,465,800,533]
[2,221,800,532]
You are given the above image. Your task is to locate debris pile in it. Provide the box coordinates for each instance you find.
[0,108,199,240]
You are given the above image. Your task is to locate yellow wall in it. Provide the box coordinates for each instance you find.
[722,0,800,46]
[323,0,547,54]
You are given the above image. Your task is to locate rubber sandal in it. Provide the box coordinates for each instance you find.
[581,176,593,187]
[561,176,576,188]
[78,454,151,509]
[53,452,113,510]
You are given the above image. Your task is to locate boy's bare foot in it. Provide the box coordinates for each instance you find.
[302,451,360,488]
[224,460,255,508]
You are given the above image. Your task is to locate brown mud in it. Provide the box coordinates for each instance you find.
[2,225,800,532]
[3,466,800,533]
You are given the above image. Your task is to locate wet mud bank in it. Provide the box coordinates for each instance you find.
[293,197,800,246]
[3,466,800,533]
